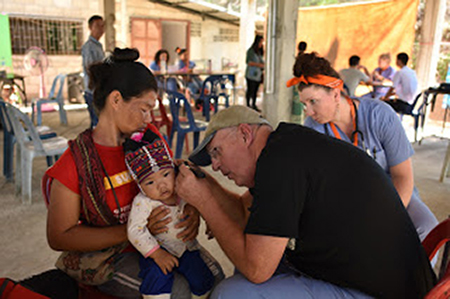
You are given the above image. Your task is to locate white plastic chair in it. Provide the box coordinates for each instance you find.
[6,104,68,204]
[31,73,68,126]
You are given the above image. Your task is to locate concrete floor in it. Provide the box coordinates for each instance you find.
[0,104,449,282]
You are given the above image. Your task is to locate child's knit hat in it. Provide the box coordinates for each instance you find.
[123,129,173,184]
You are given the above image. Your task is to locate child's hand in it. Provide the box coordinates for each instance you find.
[150,248,179,275]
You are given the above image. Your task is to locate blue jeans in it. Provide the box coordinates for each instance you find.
[211,263,373,299]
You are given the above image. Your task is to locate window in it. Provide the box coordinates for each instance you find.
[9,16,84,55]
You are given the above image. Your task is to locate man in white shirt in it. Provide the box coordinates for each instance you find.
[381,53,419,114]
[339,55,371,97]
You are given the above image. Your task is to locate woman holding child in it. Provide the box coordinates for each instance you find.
[43,48,222,298]
[288,52,437,241]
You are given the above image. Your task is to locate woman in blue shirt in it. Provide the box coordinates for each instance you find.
[287,52,438,242]
[149,49,178,93]
[175,47,203,99]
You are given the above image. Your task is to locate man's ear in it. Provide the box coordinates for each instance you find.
[238,123,254,146]
[109,90,122,110]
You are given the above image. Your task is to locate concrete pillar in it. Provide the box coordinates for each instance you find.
[239,0,257,87]
[119,0,129,46]
[103,0,116,52]
[415,0,446,90]
[263,0,298,125]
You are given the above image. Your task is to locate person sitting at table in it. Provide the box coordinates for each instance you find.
[294,52,438,242]
[381,52,419,114]
[175,47,204,101]
[149,49,178,93]
[339,55,371,97]
[371,53,395,99]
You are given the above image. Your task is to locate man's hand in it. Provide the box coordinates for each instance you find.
[147,205,171,235]
[175,162,213,211]
[150,248,179,275]
[175,204,200,242]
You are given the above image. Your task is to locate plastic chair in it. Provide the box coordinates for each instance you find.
[196,75,231,121]
[396,92,426,143]
[0,100,15,181]
[422,217,450,298]
[150,97,173,141]
[440,141,450,183]
[31,73,68,126]
[0,100,57,181]
[150,96,191,152]
[6,104,68,203]
[167,91,208,159]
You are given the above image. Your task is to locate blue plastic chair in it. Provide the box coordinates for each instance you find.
[1,100,58,181]
[0,100,15,181]
[167,91,208,159]
[196,75,231,121]
[32,73,68,126]
[6,104,68,203]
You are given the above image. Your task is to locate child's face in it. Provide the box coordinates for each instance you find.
[140,168,176,202]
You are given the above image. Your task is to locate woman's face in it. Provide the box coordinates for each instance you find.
[160,53,168,62]
[378,58,390,70]
[258,39,264,49]
[179,52,187,61]
[299,85,340,124]
[115,90,157,136]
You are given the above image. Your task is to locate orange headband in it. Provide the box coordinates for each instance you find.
[286,75,344,91]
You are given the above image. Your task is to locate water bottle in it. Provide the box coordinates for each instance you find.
[161,60,167,74]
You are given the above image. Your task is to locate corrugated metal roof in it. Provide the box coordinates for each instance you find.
[150,0,264,26]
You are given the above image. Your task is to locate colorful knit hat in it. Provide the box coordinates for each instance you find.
[123,129,174,184]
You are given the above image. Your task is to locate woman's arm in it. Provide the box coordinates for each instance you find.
[47,179,127,252]
[247,61,264,68]
[389,158,414,208]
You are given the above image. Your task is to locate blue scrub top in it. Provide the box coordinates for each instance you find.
[304,99,414,173]
[178,60,195,70]
[149,61,160,72]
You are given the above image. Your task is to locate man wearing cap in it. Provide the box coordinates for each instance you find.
[175,106,435,298]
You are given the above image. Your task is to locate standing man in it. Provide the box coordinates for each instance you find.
[81,15,105,128]
[339,55,371,97]
[174,106,435,298]
[381,52,419,114]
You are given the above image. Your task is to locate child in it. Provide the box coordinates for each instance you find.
[124,129,214,299]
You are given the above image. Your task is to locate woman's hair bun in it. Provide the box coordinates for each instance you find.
[111,48,140,63]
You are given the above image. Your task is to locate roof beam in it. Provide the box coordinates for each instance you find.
[149,0,240,26]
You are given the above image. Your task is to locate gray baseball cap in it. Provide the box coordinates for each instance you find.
[188,105,270,166]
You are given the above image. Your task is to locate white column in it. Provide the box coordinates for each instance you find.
[239,0,257,90]
[263,0,298,125]
[415,0,446,90]
[120,0,129,46]
[103,0,116,52]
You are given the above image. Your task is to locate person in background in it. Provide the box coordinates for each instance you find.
[381,52,419,114]
[339,55,371,97]
[150,49,178,93]
[297,41,307,56]
[81,15,105,128]
[175,47,203,100]
[245,35,265,112]
[371,53,395,98]
[295,52,438,242]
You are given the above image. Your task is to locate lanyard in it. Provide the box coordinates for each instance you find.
[328,97,359,147]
